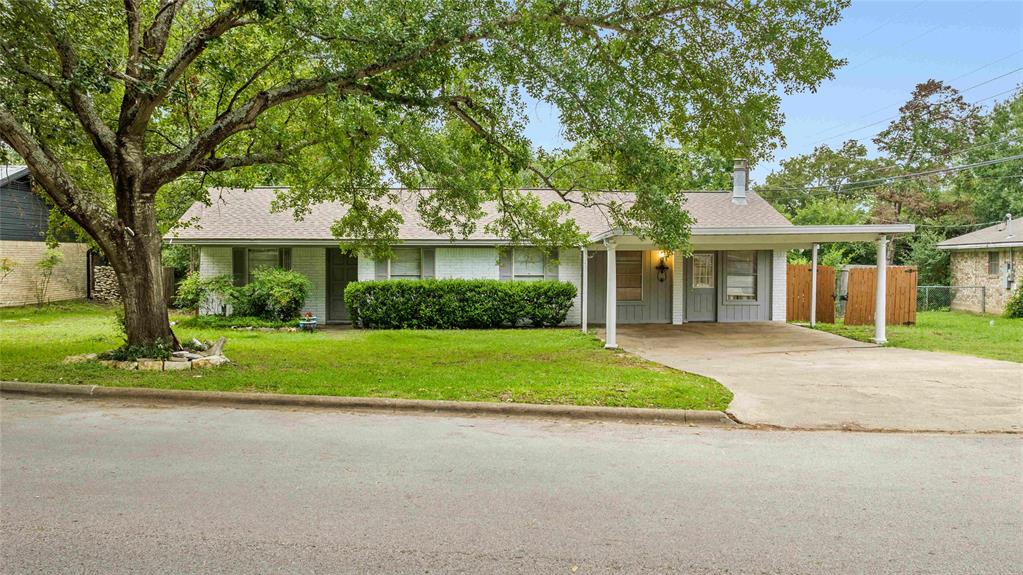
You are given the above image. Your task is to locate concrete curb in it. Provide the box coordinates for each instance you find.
[0,381,736,427]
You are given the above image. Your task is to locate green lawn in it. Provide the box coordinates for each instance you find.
[809,311,1023,363]
[0,302,732,411]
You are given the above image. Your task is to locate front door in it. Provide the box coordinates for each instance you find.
[686,252,716,322]
[327,249,358,322]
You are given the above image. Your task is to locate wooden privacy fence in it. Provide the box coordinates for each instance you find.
[845,266,918,325]
[786,264,835,323]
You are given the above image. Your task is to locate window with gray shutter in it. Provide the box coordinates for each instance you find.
[422,248,436,279]
[498,250,513,280]
[232,248,246,286]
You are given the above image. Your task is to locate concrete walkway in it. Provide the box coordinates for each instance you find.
[611,323,1023,432]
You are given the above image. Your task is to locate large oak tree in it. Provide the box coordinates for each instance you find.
[1,0,845,346]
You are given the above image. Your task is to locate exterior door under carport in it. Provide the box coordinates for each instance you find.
[327,249,358,322]
[685,252,717,321]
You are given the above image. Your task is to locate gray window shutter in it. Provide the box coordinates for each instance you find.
[375,258,389,280]
[232,248,246,286]
[279,248,292,270]
[498,249,513,280]
[422,248,436,279]
[544,251,559,281]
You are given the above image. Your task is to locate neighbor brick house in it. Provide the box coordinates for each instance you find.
[166,161,914,345]
[0,165,89,307]
[938,216,1021,315]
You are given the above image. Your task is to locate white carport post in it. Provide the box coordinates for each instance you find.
[874,235,888,344]
[810,243,819,327]
[604,240,617,349]
[580,246,588,333]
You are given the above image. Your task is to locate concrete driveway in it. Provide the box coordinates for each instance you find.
[611,323,1023,432]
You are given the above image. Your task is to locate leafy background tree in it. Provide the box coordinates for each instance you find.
[0,0,847,346]
[758,81,1022,286]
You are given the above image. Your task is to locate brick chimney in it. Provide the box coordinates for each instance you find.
[732,159,749,205]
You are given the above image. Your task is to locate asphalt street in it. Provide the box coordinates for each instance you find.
[1,396,1021,574]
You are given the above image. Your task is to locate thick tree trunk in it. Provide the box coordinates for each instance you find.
[107,191,176,347]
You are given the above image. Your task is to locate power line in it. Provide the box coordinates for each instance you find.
[756,154,1023,193]
[785,83,1018,155]
[805,48,1023,140]
[797,81,1021,152]
[818,136,1020,188]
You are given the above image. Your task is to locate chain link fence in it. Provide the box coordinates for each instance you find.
[918,286,988,313]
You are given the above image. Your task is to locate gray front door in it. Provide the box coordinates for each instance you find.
[686,252,716,322]
[327,249,358,322]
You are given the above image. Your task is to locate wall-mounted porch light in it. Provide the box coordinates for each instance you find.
[656,250,669,282]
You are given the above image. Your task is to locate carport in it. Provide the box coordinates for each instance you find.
[581,223,914,347]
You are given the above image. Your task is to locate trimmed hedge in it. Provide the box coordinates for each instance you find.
[344,279,577,329]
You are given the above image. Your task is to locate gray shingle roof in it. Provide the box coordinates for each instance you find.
[937,217,1022,249]
[166,187,792,242]
[0,165,29,188]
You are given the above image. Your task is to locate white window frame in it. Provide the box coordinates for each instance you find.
[692,253,715,289]
[389,247,423,280]
[724,251,758,303]
[616,250,644,302]
[988,251,1000,276]
[512,248,546,281]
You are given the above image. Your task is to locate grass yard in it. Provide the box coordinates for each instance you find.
[810,310,1023,363]
[0,302,732,411]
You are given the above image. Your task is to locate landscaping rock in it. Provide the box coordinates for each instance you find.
[100,360,137,370]
[138,359,164,371]
[189,338,208,351]
[204,336,227,357]
[63,353,98,364]
[171,351,203,360]
[163,360,192,371]
[191,355,230,369]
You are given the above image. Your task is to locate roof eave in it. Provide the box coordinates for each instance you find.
[937,241,1023,250]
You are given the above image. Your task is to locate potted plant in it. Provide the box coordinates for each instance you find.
[298,311,318,331]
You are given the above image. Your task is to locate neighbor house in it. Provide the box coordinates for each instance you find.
[166,160,914,345]
[937,215,1020,315]
[0,165,89,307]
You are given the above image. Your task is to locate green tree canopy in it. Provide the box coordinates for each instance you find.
[1,0,847,345]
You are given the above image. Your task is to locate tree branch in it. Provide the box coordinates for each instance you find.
[123,2,256,136]
[0,107,119,248]
[145,16,523,188]
[124,0,142,78]
[49,34,118,167]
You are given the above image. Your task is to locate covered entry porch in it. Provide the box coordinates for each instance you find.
[580,224,915,348]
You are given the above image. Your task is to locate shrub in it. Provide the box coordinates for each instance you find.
[175,315,292,329]
[174,272,234,312]
[1004,287,1023,319]
[231,267,311,321]
[99,341,173,361]
[344,279,577,329]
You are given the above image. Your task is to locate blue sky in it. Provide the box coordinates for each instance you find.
[520,0,1023,185]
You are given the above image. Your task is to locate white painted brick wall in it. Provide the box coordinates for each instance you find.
[0,240,88,307]
[199,246,233,315]
[558,248,582,325]
[772,249,787,321]
[672,251,685,324]
[435,247,499,279]
[357,256,376,281]
[291,247,326,319]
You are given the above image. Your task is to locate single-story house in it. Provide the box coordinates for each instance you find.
[937,215,1020,314]
[0,165,89,307]
[166,161,914,345]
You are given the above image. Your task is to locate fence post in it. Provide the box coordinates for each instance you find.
[924,286,929,311]
[981,286,986,314]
